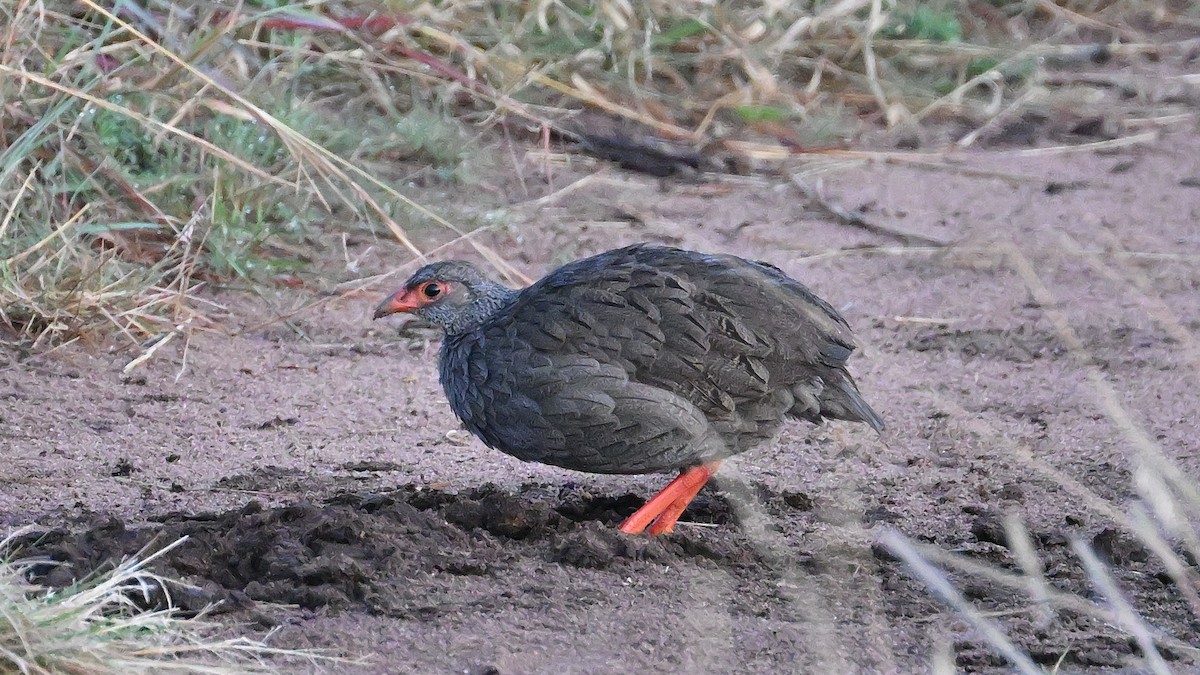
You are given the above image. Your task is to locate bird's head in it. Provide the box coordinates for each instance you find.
[373,260,516,335]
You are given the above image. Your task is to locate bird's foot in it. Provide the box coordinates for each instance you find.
[618,461,721,535]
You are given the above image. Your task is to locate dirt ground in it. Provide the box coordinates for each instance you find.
[2,123,1199,673]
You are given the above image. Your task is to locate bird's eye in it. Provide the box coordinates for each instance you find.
[422,282,442,299]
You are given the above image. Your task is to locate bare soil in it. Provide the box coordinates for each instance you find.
[2,126,1199,673]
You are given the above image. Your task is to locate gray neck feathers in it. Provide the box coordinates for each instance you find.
[422,281,518,336]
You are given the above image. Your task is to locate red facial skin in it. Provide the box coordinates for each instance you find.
[372,280,452,318]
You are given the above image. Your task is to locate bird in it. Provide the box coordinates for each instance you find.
[373,244,883,535]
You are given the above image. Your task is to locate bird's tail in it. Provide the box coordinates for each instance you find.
[820,376,885,433]
[788,374,885,433]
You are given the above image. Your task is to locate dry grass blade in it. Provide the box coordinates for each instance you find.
[1003,516,1053,629]
[899,537,1200,659]
[1,0,541,349]
[879,530,1042,675]
[1070,539,1172,674]
[0,65,286,188]
[1126,501,1200,620]
[890,233,1200,669]
[0,529,343,674]
[76,0,423,257]
[1003,132,1162,158]
[1002,242,1182,483]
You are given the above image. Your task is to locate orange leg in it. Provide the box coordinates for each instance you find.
[619,461,721,535]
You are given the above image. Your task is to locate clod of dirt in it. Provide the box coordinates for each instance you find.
[341,460,402,472]
[443,489,560,539]
[864,505,901,524]
[252,415,300,430]
[996,483,1025,502]
[550,521,664,569]
[970,513,1008,547]
[110,457,137,477]
[1044,180,1089,195]
[216,465,306,492]
[781,489,815,511]
[870,541,900,562]
[551,522,626,568]
[1091,527,1150,565]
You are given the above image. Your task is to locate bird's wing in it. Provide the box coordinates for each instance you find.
[497,244,860,406]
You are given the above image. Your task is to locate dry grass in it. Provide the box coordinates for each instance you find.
[0,0,501,347]
[0,531,336,674]
[882,449,1200,673]
[880,240,1200,672]
[2,0,1194,348]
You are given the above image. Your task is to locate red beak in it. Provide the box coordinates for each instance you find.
[373,288,422,319]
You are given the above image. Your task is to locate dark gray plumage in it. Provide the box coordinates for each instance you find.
[376,244,883,476]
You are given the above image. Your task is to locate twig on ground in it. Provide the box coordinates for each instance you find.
[1004,131,1160,158]
[789,175,950,247]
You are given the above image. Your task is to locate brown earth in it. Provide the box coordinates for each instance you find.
[2,124,1200,673]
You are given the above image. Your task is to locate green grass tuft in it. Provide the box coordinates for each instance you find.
[888,6,964,42]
